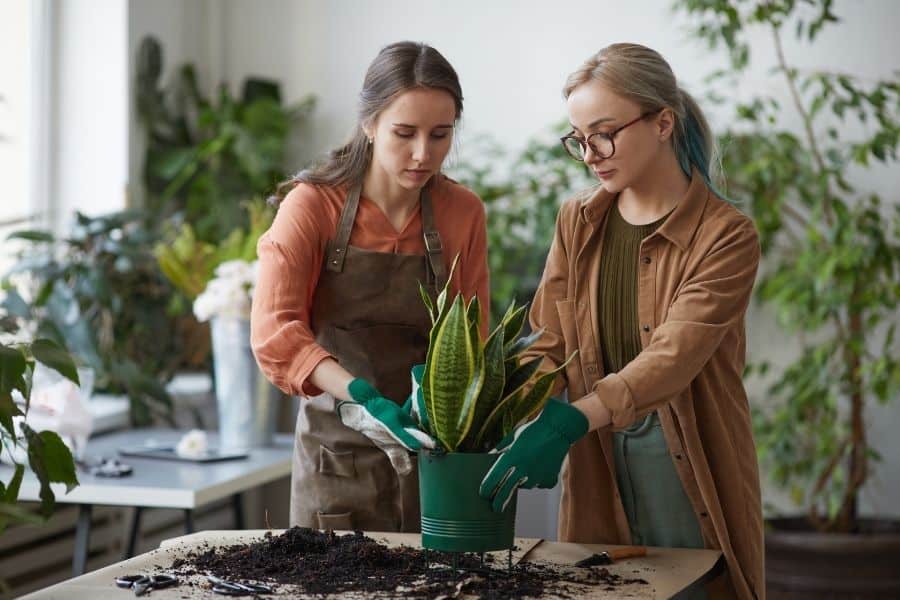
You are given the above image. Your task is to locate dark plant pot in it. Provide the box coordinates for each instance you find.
[418,449,517,553]
[766,516,900,599]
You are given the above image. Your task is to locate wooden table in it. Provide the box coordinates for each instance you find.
[20,530,724,599]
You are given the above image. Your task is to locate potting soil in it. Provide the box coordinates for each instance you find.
[167,527,648,598]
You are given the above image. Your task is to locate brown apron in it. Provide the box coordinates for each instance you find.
[289,183,446,532]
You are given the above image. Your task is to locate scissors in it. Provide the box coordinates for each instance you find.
[207,573,274,595]
[114,574,178,596]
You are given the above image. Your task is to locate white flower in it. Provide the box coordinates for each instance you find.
[176,429,208,458]
[193,259,258,322]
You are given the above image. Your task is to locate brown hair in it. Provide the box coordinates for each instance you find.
[563,43,718,185]
[270,41,463,204]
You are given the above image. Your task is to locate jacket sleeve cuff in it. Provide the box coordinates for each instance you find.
[286,345,333,397]
[591,373,636,429]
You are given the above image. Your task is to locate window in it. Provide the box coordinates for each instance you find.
[0,0,50,271]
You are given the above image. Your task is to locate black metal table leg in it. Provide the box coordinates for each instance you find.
[232,493,244,529]
[123,506,143,559]
[73,504,92,576]
[184,509,195,534]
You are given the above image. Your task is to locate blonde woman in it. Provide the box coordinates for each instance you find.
[480,44,763,599]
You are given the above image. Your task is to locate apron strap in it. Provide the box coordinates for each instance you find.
[420,188,447,292]
[326,182,446,292]
[325,183,362,273]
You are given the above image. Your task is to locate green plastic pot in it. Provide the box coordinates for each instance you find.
[418,449,517,552]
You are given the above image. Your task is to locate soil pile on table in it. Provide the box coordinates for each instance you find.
[168,527,648,598]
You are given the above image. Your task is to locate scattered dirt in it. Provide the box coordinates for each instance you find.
[167,527,648,598]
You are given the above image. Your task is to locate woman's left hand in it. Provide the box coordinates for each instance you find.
[478,398,589,512]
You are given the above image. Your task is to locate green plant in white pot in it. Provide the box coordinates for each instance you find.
[411,260,574,552]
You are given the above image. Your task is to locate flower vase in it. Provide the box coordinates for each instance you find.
[210,316,279,451]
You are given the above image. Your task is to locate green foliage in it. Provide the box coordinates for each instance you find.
[419,260,574,452]
[154,199,274,300]
[449,131,593,324]
[1,211,178,426]
[137,36,314,245]
[675,0,900,531]
[0,336,79,533]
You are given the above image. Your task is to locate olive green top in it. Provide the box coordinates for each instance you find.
[598,202,668,375]
[600,201,706,592]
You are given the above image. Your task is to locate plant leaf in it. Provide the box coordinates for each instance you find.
[418,281,435,324]
[506,351,578,428]
[461,325,506,451]
[502,305,529,350]
[505,327,545,359]
[425,294,476,451]
[31,339,79,386]
[23,425,79,518]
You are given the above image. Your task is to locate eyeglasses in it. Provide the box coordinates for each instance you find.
[560,109,661,161]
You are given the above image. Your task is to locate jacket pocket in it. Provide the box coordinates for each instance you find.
[318,444,357,478]
[316,511,354,531]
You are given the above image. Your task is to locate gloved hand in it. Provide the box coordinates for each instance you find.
[402,364,429,432]
[337,378,435,475]
[479,397,589,512]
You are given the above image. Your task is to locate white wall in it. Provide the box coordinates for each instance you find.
[127,0,214,210]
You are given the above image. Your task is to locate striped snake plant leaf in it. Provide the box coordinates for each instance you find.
[473,354,543,447]
[466,295,481,334]
[435,253,460,319]
[460,324,505,451]
[474,387,522,448]
[422,290,454,435]
[418,281,435,325]
[502,305,528,353]
[452,310,486,451]
[425,294,478,451]
[420,253,459,431]
[501,355,545,401]
[504,351,578,432]
[505,327,545,359]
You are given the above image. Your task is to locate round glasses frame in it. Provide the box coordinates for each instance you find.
[560,109,661,161]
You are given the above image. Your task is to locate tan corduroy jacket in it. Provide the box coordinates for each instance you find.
[527,170,764,600]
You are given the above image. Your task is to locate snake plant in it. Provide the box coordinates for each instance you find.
[418,260,575,452]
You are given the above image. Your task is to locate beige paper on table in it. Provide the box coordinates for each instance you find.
[22,530,722,599]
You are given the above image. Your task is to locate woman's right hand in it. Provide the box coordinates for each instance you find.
[336,378,435,475]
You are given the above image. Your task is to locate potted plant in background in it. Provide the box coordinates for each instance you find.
[2,212,180,426]
[412,262,574,552]
[675,1,900,596]
[136,35,315,246]
[0,327,80,532]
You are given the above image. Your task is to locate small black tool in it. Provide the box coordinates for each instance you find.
[114,574,178,596]
[573,545,647,567]
[207,574,273,595]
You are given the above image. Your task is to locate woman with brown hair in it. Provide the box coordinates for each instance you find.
[480,43,763,599]
[252,41,488,533]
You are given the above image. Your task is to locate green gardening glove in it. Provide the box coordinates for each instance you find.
[337,379,435,475]
[478,397,589,512]
[402,364,429,432]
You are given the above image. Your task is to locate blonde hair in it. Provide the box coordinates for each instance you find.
[564,43,719,185]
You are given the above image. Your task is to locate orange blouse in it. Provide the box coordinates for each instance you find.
[250,175,490,397]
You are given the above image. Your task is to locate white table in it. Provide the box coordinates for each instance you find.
[0,429,293,576]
